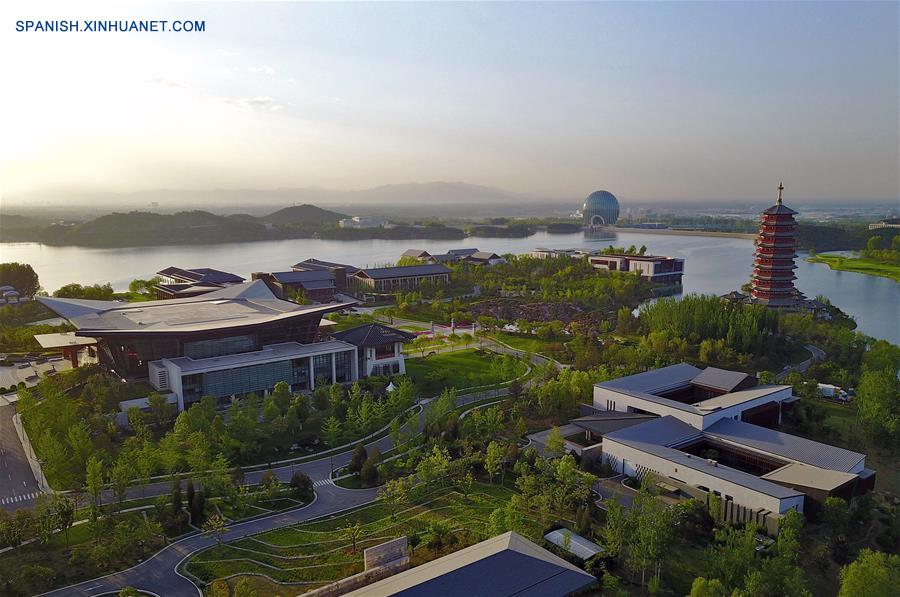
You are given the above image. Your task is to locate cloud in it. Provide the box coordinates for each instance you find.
[146,77,186,88]
[224,96,284,111]
[248,65,276,76]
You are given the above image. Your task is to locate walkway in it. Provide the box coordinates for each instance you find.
[0,401,41,512]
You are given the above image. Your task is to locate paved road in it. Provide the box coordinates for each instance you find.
[40,482,381,597]
[0,401,41,511]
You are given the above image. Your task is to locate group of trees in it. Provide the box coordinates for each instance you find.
[0,262,40,296]
[862,234,900,264]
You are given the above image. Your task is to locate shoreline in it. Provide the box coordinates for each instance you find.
[606,227,757,240]
[807,253,900,283]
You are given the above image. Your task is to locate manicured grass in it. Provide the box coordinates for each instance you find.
[808,254,900,282]
[487,332,573,364]
[188,482,541,591]
[404,349,526,395]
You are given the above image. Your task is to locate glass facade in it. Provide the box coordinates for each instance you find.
[334,350,352,383]
[184,335,257,359]
[313,353,333,385]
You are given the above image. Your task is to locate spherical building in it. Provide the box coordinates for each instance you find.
[582,190,620,227]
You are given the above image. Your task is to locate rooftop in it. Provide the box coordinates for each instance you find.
[157,266,244,285]
[34,332,97,349]
[334,323,416,348]
[292,258,361,275]
[345,531,595,597]
[159,340,356,373]
[357,264,451,280]
[760,463,858,492]
[544,530,604,560]
[266,270,335,284]
[691,367,752,392]
[600,363,701,395]
[38,281,354,336]
[692,385,789,412]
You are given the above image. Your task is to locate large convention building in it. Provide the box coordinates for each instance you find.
[36,281,411,412]
[581,190,620,227]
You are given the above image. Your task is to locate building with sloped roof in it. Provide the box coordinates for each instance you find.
[292,258,361,291]
[334,323,416,377]
[593,364,875,519]
[353,264,451,293]
[252,269,336,303]
[345,532,596,597]
[38,281,361,411]
[154,266,246,299]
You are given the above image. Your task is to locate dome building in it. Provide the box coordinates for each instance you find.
[582,190,620,227]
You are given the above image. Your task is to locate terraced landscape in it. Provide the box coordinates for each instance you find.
[185,482,541,595]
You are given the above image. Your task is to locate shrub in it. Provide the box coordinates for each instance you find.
[360,459,379,487]
[349,444,367,473]
[290,471,314,501]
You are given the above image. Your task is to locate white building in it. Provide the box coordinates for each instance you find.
[334,323,416,377]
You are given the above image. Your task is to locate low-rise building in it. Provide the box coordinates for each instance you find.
[462,251,506,266]
[339,216,388,229]
[590,364,875,519]
[155,266,245,299]
[292,259,361,291]
[587,253,684,285]
[252,270,336,303]
[334,323,415,376]
[352,264,451,292]
[868,217,900,230]
[37,281,361,411]
[345,532,596,597]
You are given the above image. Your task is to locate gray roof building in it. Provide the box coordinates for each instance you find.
[346,532,595,597]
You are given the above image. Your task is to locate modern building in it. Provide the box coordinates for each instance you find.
[588,253,684,285]
[292,259,361,292]
[0,285,22,304]
[333,323,415,377]
[345,532,596,597]
[251,270,336,303]
[154,266,245,300]
[37,281,360,411]
[590,364,875,519]
[34,332,99,367]
[462,251,506,266]
[339,216,388,229]
[582,190,620,227]
[401,248,482,264]
[352,264,451,293]
[868,217,900,230]
[750,183,802,307]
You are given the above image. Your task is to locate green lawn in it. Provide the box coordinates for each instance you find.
[188,482,541,593]
[404,349,526,395]
[487,332,573,364]
[808,254,900,282]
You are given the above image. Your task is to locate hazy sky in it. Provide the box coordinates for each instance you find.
[2,1,898,203]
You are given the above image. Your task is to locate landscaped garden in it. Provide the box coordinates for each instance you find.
[186,481,542,595]
[404,349,528,396]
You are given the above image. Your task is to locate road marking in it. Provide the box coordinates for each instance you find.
[0,491,41,505]
[312,479,333,488]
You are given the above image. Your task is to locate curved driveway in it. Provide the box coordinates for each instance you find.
[40,483,379,597]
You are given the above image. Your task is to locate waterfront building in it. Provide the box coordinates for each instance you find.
[401,248,481,264]
[868,217,900,230]
[154,266,245,300]
[585,364,874,521]
[292,259,361,292]
[462,251,505,266]
[582,190,620,227]
[749,183,802,306]
[339,216,388,229]
[588,253,684,285]
[37,281,361,411]
[352,264,451,292]
[251,270,336,302]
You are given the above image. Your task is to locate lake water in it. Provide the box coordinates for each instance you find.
[1,231,896,344]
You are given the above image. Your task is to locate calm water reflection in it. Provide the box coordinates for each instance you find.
[1,232,896,344]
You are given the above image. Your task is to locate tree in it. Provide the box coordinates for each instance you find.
[485,441,504,484]
[349,444,368,473]
[0,262,40,296]
[86,456,104,511]
[343,521,364,553]
[191,489,207,525]
[110,457,134,512]
[322,416,342,449]
[379,475,413,520]
[290,471,314,502]
[271,381,292,414]
[202,514,229,545]
[602,499,629,562]
[416,445,451,486]
[839,549,900,597]
[545,426,565,458]
[855,368,899,449]
[148,392,174,429]
[171,477,183,518]
[689,577,729,597]
[53,495,76,548]
[360,457,379,487]
[822,496,851,559]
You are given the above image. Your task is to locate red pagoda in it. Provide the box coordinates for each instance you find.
[750,182,802,306]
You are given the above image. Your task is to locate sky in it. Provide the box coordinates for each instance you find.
[1,1,898,204]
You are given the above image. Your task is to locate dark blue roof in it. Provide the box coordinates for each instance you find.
[269,270,334,284]
[157,266,244,284]
[358,264,451,279]
[393,550,593,597]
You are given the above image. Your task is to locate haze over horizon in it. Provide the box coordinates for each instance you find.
[2,1,898,206]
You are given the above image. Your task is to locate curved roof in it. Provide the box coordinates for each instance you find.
[334,323,415,348]
[37,280,355,336]
[583,190,618,207]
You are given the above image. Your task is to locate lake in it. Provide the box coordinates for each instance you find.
[1,231,896,344]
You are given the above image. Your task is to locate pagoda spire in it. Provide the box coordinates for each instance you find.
[776,181,784,205]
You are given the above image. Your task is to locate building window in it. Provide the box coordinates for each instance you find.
[375,344,394,360]
[313,353,333,385]
[334,351,352,383]
[184,335,257,359]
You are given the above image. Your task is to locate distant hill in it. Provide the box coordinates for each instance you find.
[260,204,347,225]
[43,210,272,247]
